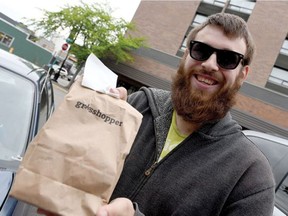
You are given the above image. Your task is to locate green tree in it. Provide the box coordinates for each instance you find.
[29,1,145,66]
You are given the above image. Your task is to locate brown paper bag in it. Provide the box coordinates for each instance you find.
[10,78,142,216]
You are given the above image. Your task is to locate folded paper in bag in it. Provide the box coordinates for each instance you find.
[10,54,143,216]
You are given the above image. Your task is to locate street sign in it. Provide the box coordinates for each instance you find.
[66,38,73,44]
[62,43,69,51]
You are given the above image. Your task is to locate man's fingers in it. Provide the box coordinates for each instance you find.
[96,198,134,216]
[109,87,128,101]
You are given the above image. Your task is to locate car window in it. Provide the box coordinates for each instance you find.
[46,79,54,117]
[246,136,288,168]
[0,69,35,161]
[0,171,17,216]
[38,85,48,130]
[0,171,13,206]
[275,174,288,215]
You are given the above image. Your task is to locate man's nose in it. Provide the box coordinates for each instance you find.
[201,53,219,71]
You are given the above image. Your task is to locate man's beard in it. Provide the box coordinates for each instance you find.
[171,60,242,124]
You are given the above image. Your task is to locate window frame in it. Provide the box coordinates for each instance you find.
[0,31,14,47]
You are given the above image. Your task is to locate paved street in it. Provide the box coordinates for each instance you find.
[52,79,70,108]
[54,77,70,89]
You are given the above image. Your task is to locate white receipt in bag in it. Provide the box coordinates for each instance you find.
[82,53,118,96]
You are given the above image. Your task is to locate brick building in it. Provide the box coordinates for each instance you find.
[105,0,288,137]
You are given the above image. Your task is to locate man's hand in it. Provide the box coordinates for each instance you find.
[96,198,135,216]
[37,198,134,216]
[109,87,128,101]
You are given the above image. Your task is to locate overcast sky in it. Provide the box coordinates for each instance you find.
[1,0,140,22]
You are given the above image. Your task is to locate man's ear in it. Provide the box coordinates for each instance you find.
[239,65,250,84]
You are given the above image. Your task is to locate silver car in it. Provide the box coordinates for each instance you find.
[0,49,54,215]
[243,130,288,216]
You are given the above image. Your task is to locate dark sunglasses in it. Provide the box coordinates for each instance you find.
[189,40,245,70]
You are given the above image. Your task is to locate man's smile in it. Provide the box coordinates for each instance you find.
[195,74,217,85]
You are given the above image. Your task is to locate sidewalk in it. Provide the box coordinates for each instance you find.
[51,74,83,92]
[51,78,71,108]
[51,78,70,92]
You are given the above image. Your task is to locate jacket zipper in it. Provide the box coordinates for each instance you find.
[129,161,159,200]
[130,144,182,199]
[144,161,158,176]
[144,138,188,177]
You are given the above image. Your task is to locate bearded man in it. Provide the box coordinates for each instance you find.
[96,12,275,216]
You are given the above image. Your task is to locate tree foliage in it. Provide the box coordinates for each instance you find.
[29,1,146,66]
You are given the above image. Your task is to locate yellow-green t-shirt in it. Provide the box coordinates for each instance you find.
[158,111,188,161]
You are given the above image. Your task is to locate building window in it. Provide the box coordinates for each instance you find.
[268,67,288,88]
[267,36,288,95]
[0,32,13,47]
[280,39,288,55]
[202,0,255,14]
[179,37,187,52]
[192,13,208,27]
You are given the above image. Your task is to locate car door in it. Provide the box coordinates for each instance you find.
[243,130,288,216]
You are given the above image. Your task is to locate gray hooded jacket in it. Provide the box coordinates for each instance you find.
[111,87,275,216]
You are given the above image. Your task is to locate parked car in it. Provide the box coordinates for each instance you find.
[67,67,84,82]
[51,64,68,79]
[0,49,55,215]
[243,130,288,216]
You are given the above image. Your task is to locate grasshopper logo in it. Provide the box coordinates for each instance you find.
[75,101,123,126]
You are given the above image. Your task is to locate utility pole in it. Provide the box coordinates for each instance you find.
[58,43,70,73]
